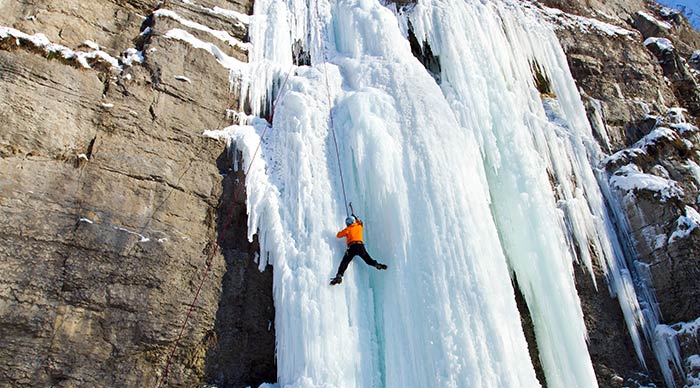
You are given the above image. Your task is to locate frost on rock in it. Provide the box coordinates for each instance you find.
[669,206,700,243]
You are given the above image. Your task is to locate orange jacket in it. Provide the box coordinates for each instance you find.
[337,220,364,245]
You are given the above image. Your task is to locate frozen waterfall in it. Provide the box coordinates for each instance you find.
[210,0,658,386]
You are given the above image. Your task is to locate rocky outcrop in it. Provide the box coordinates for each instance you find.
[540,0,700,386]
[0,1,274,387]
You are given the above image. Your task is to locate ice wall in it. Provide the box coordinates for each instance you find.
[214,0,651,387]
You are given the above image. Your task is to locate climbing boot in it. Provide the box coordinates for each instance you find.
[375,263,388,270]
[330,275,343,285]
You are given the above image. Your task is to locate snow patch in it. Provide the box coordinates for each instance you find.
[175,75,192,83]
[122,48,144,65]
[83,40,101,50]
[113,226,150,243]
[667,107,688,123]
[0,26,142,71]
[610,164,684,202]
[79,217,94,224]
[163,28,246,72]
[639,11,673,30]
[669,206,700,243]
[154,9,250,51]
[537,4,636,36]
[690,354,700,368]
[645,37,675,52]
[212,6,251,25]
[604,127,681,167]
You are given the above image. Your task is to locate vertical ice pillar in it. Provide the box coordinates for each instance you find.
[405,1,604,387]
[242,0,543,386]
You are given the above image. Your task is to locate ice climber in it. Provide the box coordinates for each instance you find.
[330,215,388,285]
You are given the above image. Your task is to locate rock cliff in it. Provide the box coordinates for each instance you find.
[1,0,700,387]
[0,1,274,387]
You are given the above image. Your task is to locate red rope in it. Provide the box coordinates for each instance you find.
[155,65,293,388]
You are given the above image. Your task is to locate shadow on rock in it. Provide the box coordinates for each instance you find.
[203,148,276,387]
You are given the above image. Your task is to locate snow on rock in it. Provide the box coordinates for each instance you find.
[163,28,246,72]
[604,126,683,168]
[669,206,700,243]
[212,6,252,25]
[610,164,684,202]
[83,40,101,50]
[113,226,150,243]
[670,122,698,136]
[667,107,689,123]
[535,4,637,36]
[176,0,251,26]
[639,11,674,30]
[689,360,700,388]
[175,75,192,83]
[121,48,144,65]
[1,25,143,71]
[677,317,700,337]
[691,50,700,64]
[154,9,251,51]
[645,36,675,52]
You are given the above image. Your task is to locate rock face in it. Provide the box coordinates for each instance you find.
[0,1,274,387]
[539,0,700,386]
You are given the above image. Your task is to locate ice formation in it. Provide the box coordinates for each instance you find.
[205,0,685,386]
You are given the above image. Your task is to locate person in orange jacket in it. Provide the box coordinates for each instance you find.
[330,214,387,285]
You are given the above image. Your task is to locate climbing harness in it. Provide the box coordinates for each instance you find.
[155,64,294,388]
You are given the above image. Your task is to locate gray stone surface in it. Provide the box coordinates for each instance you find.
[0,1,274,387]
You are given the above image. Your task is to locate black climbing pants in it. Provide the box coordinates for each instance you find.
[336,243,378,277]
